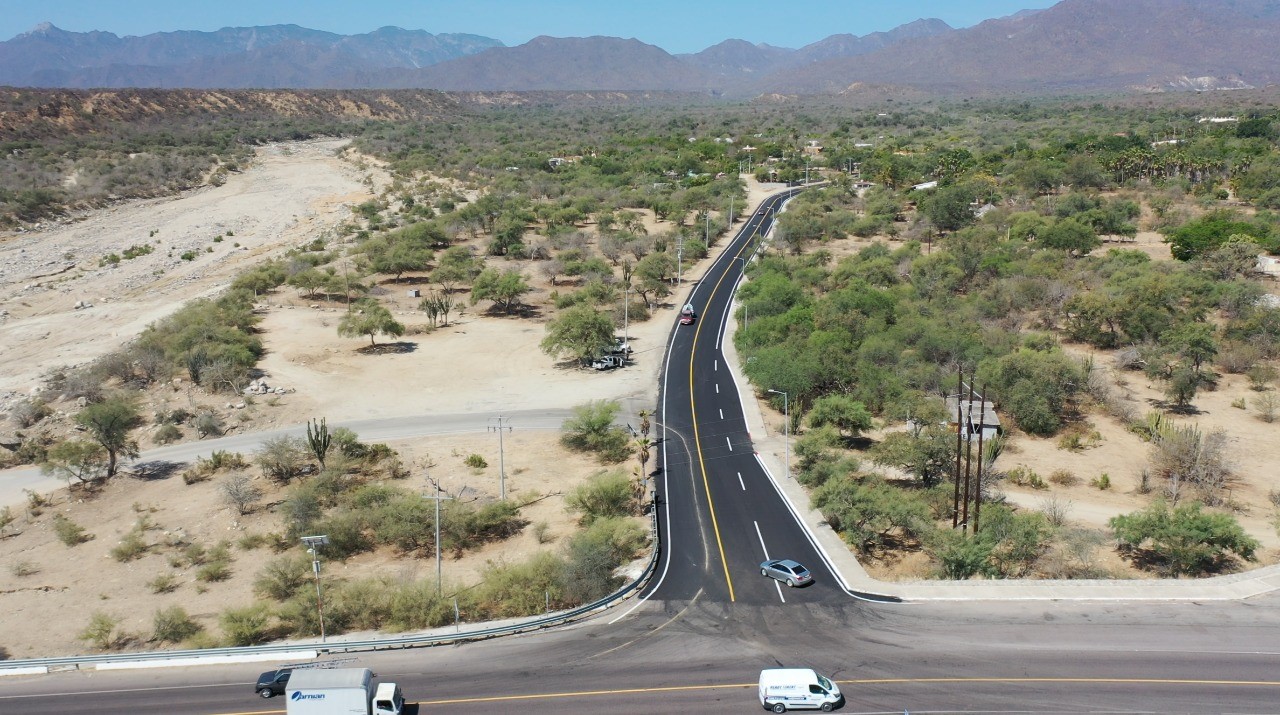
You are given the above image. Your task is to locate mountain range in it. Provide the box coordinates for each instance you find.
[2,0,1279,96]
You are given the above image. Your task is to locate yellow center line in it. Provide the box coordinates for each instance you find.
[685,206,769,603]
[417,675,1280,707]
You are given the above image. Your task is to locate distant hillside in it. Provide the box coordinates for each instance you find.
[6,1,1280,96]
[754,0,1280,94]
[0,23,503,88]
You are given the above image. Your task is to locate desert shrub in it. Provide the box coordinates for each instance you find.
[981,506,1053,577]
[560,400,631,463]
[219,603,274,646]
[237,532,271,550]
[148,573,179,594]
[1148,425,1231,505]
[1248,363,1278,390]
[930,530,995,580]
[10,560,38,577]
[254,555,314,601]
[154,423,183,444]
[1091,473,1112,490]
[464,453,487,469]
[10,398,51,428]
[1006,466,1047,490]
[193,412,224,437]
[366,495,434,554]
[1231,397,1248,410]
[257,436,310,483]
[1048,469,1079,487]
[111,524,149,562]
[812,475,932,554]
[52,514,93,546]
[197,560,232,582]
[440,500,523,553]
[1038,494,1073,527]
[565,470,635,524]
[220,474,262,515]
[532,521,552,543]
[79,611,125,650]
[561,517,646,605]
[1110,500,1258,576]
[152,606,202,643]
[207,450,249,471]
[471,552,566,618]
[307,511,372,559]
[387,579,455,632]
[1256,392,1280,423]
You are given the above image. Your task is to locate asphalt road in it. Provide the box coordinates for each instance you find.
[6,186,1280,713]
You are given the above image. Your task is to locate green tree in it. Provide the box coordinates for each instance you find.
[919,184,977,233]
[632,252,675,308]
[337,301,405,346]
[75,395,143,479]
[540,305,616,362]
[470,268,531,314]
[807,394,874,439]
[870,424,956,487]
[1039,218,1100,255]
[41,439,108,485]
[287,268,328,299]
[1110,500,1258,576]
[371,242,433,282]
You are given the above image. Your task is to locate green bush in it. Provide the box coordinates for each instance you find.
[565,470,635,524]
[561,517,646,604]
[560,400,632,463]
[464,453,488,469]
[79,611,125,650]
[1110,500,1259,576]
[112,529,149,562]
[254,555,313,601]
[152,606,202,643]
[148,573,179,594]
[154,423,183,444]
[812,475,932,554]
[52,514,92,546]
[471,552,566,618]
[219,603,274,646]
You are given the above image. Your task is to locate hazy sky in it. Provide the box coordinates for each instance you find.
[5,0,1059,53]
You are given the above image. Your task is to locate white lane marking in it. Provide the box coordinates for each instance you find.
[738,472,745,490]
[715,383,720,394]
[755,520,785,603]
[719,408,724,420]
[714,360,719,371]
[754,520,770,559]
[726,436,733,452]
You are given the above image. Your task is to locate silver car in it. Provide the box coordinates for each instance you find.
[760,559,812,587]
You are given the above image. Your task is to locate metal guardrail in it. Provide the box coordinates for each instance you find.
[1,505,661,672]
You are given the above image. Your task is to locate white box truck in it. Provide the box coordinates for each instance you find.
[285,668,403,715]
[758,668,843,712]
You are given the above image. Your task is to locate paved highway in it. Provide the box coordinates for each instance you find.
[5,187,1280,713]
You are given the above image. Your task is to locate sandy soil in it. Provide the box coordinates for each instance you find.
[0,138,779,658]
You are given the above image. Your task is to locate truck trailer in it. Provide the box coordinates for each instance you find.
[284,667,403,715]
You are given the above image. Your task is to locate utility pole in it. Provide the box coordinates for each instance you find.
[423,476,454,595]
[488,416,513,500]
[952,369,964,529]
[300,535,330,642]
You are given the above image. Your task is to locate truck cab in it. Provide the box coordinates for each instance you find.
[373,683,404,715]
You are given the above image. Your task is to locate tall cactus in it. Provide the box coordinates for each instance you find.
[306,417,332,469]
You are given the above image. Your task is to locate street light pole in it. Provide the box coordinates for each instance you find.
[623,285,630,343]
[767,389,790,480]
[300,535,330,642]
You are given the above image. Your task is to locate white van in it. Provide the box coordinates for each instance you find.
[758,668,843,712]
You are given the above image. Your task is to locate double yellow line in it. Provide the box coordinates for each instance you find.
[685,200,773,603]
